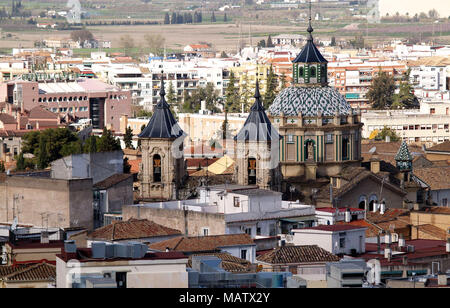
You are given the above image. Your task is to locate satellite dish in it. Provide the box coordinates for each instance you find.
[369,147,377,154]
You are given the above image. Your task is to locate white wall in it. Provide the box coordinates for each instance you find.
[292,229,366,255]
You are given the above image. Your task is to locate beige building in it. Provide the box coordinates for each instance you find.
[122,204,226,237]
[362,101,450,146]
[0,175,94,230]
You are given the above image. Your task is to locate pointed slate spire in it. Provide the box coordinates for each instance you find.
[293,0,327,64]
[138,73,184,139]
[235,79,280,142]
[395,141,413,171]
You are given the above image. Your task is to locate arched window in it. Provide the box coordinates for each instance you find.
[310,66,316,78]
[304,140,315,161]
[369,194,378,212]
[358,195,367,209]
[248,158,257,185]
[299,67,304,77]
[153,155,162,183]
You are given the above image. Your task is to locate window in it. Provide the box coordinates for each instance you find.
[430,108,436,114]
[256,227,261,236]
[248,158,256,185]
[202,227,209,236]
[442,198,448,207]
[325,133,333,144]
[240,249,247,260]
[310,66,316,78]
[287,134,295,144]
[339,237,346,249]
[245,228,252,236]
[153,154,161,182]
[233,197,240,207]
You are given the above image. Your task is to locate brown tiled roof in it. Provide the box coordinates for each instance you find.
[256,245,340,264]
[420,207,450,215]
[186,158,219,169]
[149,234,255,252]
[0,264,30,278]
[366,208,410,224]
[88,219,182,241]
[413,166,450,190]
[427,141,450,153]
[336,220,381,237]
[1,262,55,282]
[415,224,448,240]
[28,106,58,119]
[0,113,16,124]
[93,173,133,190]
[302,225,366,232]
[187,253,254,273]
[316,167,406,202]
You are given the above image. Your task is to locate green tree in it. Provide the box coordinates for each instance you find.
[240,74,253,112]
[366,70,396,110]
[330,36,336,46]
[257,39,266,48]
[225,71,240,113]
[123,157,131,174]
[392,70,419,109]
[224,13,228,22]
[84,135,98,153]
[37,136,49,170]
[280,73,287,90]
[204,83,221,113]
[98,127,121,153]
[0,161,5,173]
[211,11,216,22]
[376,126,400,142]
[16,152,25,171]
[166,81,178,113]
[171,12,177,24]
[263,65,278,109]
[144,34,165,56]
[267,35,274,47]
[124,127,135,149]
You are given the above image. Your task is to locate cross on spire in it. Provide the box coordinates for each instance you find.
[307,0,314,40]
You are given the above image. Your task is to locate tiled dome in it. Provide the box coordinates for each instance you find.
[268,86,351,117]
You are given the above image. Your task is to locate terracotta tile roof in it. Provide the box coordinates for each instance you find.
[420,207,450,215]
[0,113,16,124]
[93,173,133,190]
[0,262,56,282]
[127,159,141,174]
[149,234,255,252]
[0,264,30,278]
[366,208,410,224]
[256,245,340,264]
[187,253,254,273]
[413,166,450,190]
[416,224,448,240]
[28,106,58,119]
[88,218,182,241]
[426,141,450,153]
[336,220,380,237]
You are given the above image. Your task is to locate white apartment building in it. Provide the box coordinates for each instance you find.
[410,65,448,97]
[362,100,450,146]
[291,225,367,255]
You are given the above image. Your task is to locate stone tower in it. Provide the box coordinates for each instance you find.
[234,80,282,191]
[138,76,186,201]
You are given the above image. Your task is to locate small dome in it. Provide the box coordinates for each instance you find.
[268,86,351,117]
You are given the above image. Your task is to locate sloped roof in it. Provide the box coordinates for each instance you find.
[0,113,16,124]
[149,234,255,252]
[138,78,184,139]
[187,252,254,273]
[88,219,182,241]
[93,173,133,190]
[235,80,280,142]
[412,166,450,191]
[293,39,327,63]
[0,262,55,283]
[426,141,450,153]
[257,245,340,264]
[28,106,58,119]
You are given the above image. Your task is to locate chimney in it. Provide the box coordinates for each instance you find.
[446,238,450,253]
[380,201,386,215]
[183,206,189,236]
[40,231,49,244]
[385,135,391,143]
[398,234,406,249]
[373,201,379,213]
[384,244,392,260]
[385,231,392,245]
[438,273,447,287]
[344,208,351,223]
